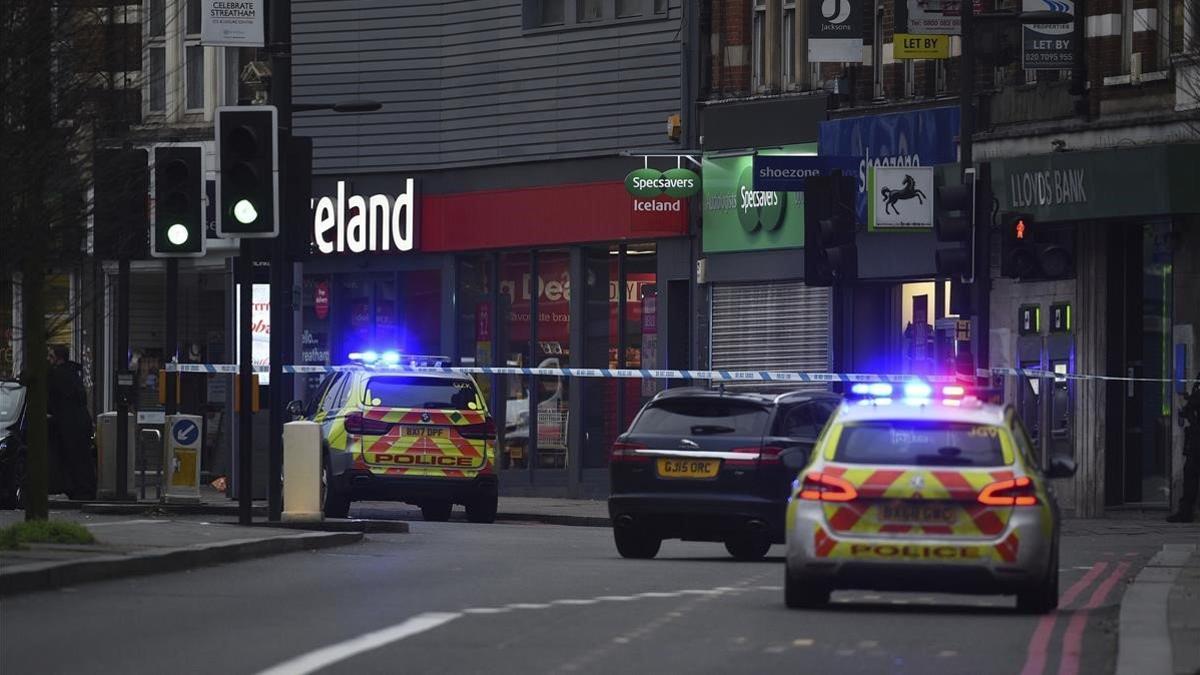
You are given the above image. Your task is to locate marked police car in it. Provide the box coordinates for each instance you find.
[295,353,498,522]
[784,382,1075,613]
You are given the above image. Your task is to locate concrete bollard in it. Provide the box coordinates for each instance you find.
[282,421,323,522]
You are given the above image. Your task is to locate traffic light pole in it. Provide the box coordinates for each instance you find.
[267,0,292,522]
[115,257,130,501]
[238,240,253,525]
[959,0,991,382]
[165,259,178,419]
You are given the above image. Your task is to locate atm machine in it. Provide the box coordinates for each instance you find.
[1015,304,1044,457]
[1045,302,1074,464]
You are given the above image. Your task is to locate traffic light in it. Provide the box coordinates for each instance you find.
[93,148,149,259]
[1000,213,1075,280]
[216,105,279,238]
[152,145,205,257]
[934,172,975,278]
[803,174,858,286]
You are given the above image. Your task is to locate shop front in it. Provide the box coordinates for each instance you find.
[987,143,1200,516]
[301,162,693,497]
[816,106,965,378]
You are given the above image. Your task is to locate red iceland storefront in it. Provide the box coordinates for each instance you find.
[299,166,694,497]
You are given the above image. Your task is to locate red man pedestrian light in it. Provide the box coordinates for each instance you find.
[1016,218,1026,240]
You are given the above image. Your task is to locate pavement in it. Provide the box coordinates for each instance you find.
[1,491,1197,674]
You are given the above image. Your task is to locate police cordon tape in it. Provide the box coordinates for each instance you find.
[164,362,964,384]
[162,362,1200,386]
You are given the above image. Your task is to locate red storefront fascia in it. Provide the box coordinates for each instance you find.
[419,180,688,251]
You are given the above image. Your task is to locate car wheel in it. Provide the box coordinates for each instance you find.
[421,500,453,522]
[465,492,498,524]
[613,526,661,559]
[321,459,351,519]
[785,568,831,609]
[724,534,772,561]
[1016,545,1059,614]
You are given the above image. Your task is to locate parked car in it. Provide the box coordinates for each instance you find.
[0,380,27,509]
[608,387,841,560]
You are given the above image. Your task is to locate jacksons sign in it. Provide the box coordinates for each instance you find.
[312,180,417,255]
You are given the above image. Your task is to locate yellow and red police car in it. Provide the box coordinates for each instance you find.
[301,352,498,522]
[784,382,1075,613]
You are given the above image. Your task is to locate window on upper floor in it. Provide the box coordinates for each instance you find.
[782,0,796,87]
[184,0,205,111]
[146,0,166,114]
[539,0,566,25]
[753,0,809,92]
[579,0,603,21]
[526,0,668,29]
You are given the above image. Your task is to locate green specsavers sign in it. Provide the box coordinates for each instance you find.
[701,144,815,253]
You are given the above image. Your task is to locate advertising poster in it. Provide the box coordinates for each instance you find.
[235,283,270,385]
[809,0,864,62]
[1022,0,1075,69]
[201,0,265,47]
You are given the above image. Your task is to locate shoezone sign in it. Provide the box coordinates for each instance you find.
[868,166,933,231]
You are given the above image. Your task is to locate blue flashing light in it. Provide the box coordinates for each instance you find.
[381,350,401,365]
[902,397,932,407]
[904,382,933,398]
[851,383,872,395]
[348,351,379,364]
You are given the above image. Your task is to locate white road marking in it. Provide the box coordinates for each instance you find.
[938,650,958,657]
[858,640,879,648]
[765,646,787,654]
[256,612,461,675]
[793,639,815,647]
[257,582,776,675]
[83,519,169,528]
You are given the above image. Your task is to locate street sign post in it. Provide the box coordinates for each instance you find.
[164,415,203,503]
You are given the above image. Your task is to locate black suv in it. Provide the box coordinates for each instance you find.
[0,380,27,509]
[608,387,840,561]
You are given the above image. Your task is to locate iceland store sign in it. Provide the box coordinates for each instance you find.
[312,179,417,254]
[818,107,959,223]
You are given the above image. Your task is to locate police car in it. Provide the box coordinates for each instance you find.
[297,353,498,522]
[784,382,1075,613]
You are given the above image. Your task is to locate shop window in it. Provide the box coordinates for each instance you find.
[457,255,496,421]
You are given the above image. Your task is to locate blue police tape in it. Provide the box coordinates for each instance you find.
[978,367,1200,386]
[164,362,964,383]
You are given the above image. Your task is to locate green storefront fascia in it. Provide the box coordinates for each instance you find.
[701,143,817,254]
[989,143,1200,221]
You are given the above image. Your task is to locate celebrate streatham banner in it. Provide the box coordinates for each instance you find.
[201,0,265,47]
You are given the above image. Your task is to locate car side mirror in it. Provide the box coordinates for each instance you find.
[286,400,305,419]
[1046,454,1076,479]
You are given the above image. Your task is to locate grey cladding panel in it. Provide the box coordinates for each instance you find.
[293,0,683,174]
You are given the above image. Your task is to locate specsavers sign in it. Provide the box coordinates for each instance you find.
[701,144,815,254]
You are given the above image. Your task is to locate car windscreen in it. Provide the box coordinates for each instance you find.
[0,383,24,427]
[363,377,482,411]
[835,421,1007,467]
[632,398,769,437]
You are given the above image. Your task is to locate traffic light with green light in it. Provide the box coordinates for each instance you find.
[151,146,205,258]
[216,106,279,238]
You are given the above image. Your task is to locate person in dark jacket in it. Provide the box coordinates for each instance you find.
[1168,372,1200,523]
[48,346,96,500]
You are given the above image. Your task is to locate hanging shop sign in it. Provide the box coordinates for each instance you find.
[200,0,265,47]
[893,34,951,59]
[1022,0,1075,70]
[868,166,934,230]
[751,155,860,192]
[808,0,864,62]
[702,144,816,254]
[311,179,417,255]
[818,107,960,224]
[895,0,960,35]
[624,168,701,199]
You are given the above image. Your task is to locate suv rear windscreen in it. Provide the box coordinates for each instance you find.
[835,421,1007,467]
[633,398,769,436]
[364,377,481,411]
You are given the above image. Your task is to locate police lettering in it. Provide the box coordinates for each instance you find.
[372,454,475,467]
[848,544,981,559]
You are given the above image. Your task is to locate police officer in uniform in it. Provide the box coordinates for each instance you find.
[1168,372,1200,523]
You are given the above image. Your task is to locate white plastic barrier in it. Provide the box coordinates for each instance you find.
[282,421,322,522]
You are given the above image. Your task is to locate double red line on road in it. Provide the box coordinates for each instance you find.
[1020,560,1132,675]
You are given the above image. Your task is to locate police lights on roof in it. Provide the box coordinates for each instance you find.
[312,179,416,254]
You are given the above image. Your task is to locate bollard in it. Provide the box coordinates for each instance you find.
[164,415,203,503]
[282,421,323,522]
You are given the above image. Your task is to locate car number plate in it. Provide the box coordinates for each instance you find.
[656,458,719,479]
[879,502,955,524]
[402,426,445,438]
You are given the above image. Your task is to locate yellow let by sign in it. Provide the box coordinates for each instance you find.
[894,34,950,59]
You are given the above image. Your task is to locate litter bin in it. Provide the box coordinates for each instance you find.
[96,412,136,499]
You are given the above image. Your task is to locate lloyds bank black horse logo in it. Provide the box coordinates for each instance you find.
[880,174,927,215]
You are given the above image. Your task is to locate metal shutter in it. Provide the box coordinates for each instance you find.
[710,281,831,391]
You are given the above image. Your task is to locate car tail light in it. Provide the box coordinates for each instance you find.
[724,446,764,467]
[610,441,648,463]
[459,416,497,440]
[796,473,858,502]
[978,476,1039,506]
[757,445,785,464]
[344,412,391,436]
